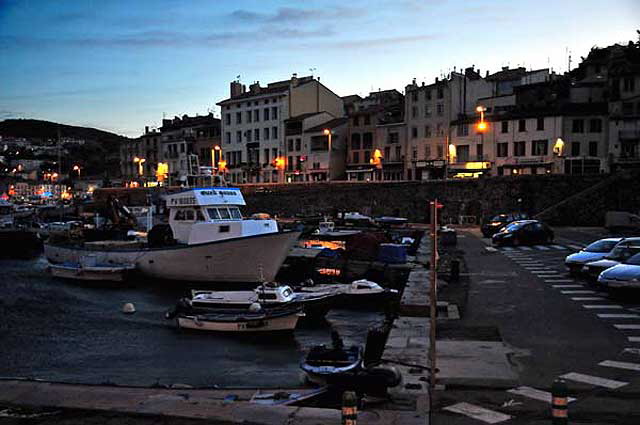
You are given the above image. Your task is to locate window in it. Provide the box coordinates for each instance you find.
[437,145,443,159]
[572,119,584,133]
[424,105,432,117]
[287,139,294,151]
[264,108,269,121]
[571,142,581,156]
[501,121,508,133]
[411,106,418,118]
[272,126,278,139]
[412,148,417,160]
[456,124,469,137]
[623,77,635,92]
[589,118,602,133]
[264,148,269,164]
[425,125,432,137]
[264,128,270,140]
[351,133,361,150]
[352,152,360,163]
[497,142,508,157]
[236,112,242,124]
[536,117,544,131]
[225,113,231,125]
[207,208,220,220]
[225,132,231,144]
[436,123,443,136]
[476,144,483,160]
[236,131,242,143]
[246,130,252,142]
[436,103,444,116]
[589,141,598,157]
[271,107,278,119]
[363,132,373,149]
[196,209,205,221]
[395,146,401,161]
[364,115,371,125]
[411,91,418,102]
[518,119,526,132]
[254,129,260,141]
[219,225,230,233]
[514,141,526,156]
[426,90,432,100]
[411,127,418,139]
[622,102,634,115]
[388,132,399,144]
[437,87,443,99]
[184,209,194,221]
[174,210,185,220]
[424,145,431,159]
[229,208,242,219]
[246,111,252,123]
[254,110,260,122]
[180,143,185,153]
[532,139,548,156]
[384,146,390,160]
[457,145,469,162]
[272,147,278,159]
[295,138,301,151]
[353,116,360,126]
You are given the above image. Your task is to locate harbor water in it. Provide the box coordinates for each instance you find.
[0,256,386,388]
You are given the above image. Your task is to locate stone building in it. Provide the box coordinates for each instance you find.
[120,127,160,181]
[216,74,344,184]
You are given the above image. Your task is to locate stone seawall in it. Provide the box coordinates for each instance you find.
[240,172,640,226]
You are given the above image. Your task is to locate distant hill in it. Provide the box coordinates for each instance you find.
[0,119,131,178]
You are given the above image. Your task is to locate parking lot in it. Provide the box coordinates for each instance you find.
[436,227,640,424]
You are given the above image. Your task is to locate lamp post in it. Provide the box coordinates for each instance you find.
[133,157,146,186]
[72,165,81,178]
[323,129,332,182]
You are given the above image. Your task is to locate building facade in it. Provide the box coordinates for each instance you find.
[216,74,344,184]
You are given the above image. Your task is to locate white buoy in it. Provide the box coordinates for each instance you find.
[122,303,136,314]
[248,302,262,312]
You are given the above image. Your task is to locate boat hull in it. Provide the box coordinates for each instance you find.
[48,264,133,282]
[45,231,301,283]
[176,312,302,332]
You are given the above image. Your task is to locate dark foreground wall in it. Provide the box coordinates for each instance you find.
[240,171,640,226]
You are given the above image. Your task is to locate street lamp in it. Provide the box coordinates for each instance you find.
[211,145,221,173]
[323,129,332,182]
[72,165,81,178]
[133,156,146,176]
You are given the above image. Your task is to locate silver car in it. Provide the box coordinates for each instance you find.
[582,237,640,281]
[598,253,640,289]
[564,238,622,275]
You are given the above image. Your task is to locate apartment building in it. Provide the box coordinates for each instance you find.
[120,126,160,180]
[216,74,344,183]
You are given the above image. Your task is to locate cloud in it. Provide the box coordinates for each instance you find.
[0,110,25,119]
[326,33,440,49]
[230,6,364,23]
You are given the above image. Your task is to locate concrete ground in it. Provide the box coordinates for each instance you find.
[431,227,640,424]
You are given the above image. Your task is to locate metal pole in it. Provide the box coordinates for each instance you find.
[429,199,438,390]
[342,391,357,425]
[328,132,332,182]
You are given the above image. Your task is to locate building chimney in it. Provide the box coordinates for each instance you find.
[230,81,243,98]
[502,66,509,71]
[249,81,261,94]
[291,73,299,87]
[486,70,489,77]
[144,126,149,134]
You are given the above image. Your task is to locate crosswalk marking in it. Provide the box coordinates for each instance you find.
[553,285,583,288]
[599,360,640,371]
[583,305,623,309]
[560,372,628,389]
[598,314,640,319]
[561,290,595,294]
[572,297,605,301]
[628,337,640,342]
[443,402,512,424]
[545,279,576,283]
[507,386,576,403]
[533,271,561,274]
[502,247,515,251]
[518,246,534,251]
[532,245,550,250]
[551,245,568,250]
[615,325,640,330]
[568,244,584,250]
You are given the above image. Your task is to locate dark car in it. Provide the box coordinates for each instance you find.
[492,220,554,247]
[481,212,529,238]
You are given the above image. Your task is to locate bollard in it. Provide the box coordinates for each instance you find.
[342,391,357,425]
[551,378,568,424]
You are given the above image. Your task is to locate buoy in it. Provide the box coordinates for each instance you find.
[249,302,262,312]
[122,303,136,314]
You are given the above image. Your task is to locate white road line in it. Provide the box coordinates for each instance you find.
[507,386,576,403]
[443,402,512,424]
[533,245,550,250]
[583,305,623,309]
[568,244,584,250]
[518,246,534,251]
[551,245,568,250]
[616,325,640,330]
[544,279,576,283]
[561,290,596,294]
[560,372,628,389]
[501,247,515,251]
[533,271,562,274]
[628,337,640,342]
[599,360,640,371]
[598,314,640,319]
[553,285,583,288]
[572,297,606,301]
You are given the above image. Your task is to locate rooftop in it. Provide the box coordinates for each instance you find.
[305,117,348,133]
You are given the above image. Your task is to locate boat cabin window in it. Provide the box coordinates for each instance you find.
[206,207,243,221]
[184,209,195,221]
[207,208,220,220]
[174,210,185,220]
[259,293,278,300]
[196,209,206,221]
[218,208,231,220]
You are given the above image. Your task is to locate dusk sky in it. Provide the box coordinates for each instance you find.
[1,0,638,137]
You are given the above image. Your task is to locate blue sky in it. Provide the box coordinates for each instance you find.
[1,0,638,137]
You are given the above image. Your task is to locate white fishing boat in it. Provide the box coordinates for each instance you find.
[44,187,301,283]
[295,279,398,307]
[167,304,304,333]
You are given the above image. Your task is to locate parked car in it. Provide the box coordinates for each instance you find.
[492,220,554,246]
[481,212,529,238]
[582,237,640,281]
[597,252,640,290]
[564,238,623,275]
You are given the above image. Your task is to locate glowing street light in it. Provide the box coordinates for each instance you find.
[323,129,333,182]
[211,145,222,173]
[72,164,81,178]
[133,156,146,176]
[476,105,488,132]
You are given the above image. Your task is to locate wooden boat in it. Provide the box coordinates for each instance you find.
[300,332,363,385]
[48,260,136,282]
[167,303,304,333]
